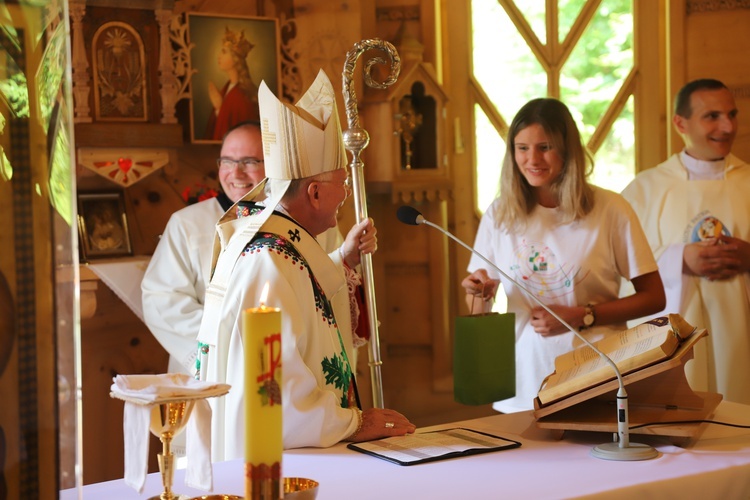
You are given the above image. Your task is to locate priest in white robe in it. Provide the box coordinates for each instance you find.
[622,79,750,405]
[197,69,415,462]
[141,122,345,377]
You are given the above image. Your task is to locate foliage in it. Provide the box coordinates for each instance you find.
[559,0,634,140]
[321,354,350,391]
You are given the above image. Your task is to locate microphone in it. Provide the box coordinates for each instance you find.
[397,205,658,461]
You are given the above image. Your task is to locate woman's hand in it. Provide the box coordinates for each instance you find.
[347,408,416,443]
[529,304,584,336]
[340,218,377,268]
[461,269,499,300]
[462,269,499,314]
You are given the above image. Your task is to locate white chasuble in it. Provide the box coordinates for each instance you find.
[622,154,750,404]
[197,210,358,461]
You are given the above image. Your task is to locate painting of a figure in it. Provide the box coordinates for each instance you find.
[77,192,132,259]
[188,14,279,143]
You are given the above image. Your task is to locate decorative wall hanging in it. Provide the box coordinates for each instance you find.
[157,9,194,125]
[78,147,169,187]
[362,59,450,204]
[77,191,133,259]
[187,13,280,143]
[69,0,92,123]
[91,21,149,121]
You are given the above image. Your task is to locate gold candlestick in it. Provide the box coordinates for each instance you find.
[396,98,423,170]
[149,400,196,500]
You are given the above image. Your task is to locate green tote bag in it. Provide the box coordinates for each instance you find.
[453,311,516,405]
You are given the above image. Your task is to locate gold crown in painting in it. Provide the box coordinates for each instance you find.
[223,27,254,59]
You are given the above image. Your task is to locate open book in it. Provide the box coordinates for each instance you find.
[537,314,697,406]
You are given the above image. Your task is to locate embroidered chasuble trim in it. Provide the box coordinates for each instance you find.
[245,231,355,408]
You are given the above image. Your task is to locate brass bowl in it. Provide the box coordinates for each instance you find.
[187,477,318,500]
[284,477,320,499]
[188,496,242,500]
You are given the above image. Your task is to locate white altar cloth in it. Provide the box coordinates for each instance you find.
[87,256,149,322]
[61,401,750,499]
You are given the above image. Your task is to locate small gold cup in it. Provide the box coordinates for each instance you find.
[186,477,318,500]
[149,400,196,500]
[187,496,242,500]
[283,477,320,500]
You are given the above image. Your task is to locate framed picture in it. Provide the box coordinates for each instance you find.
[77,192,132,259]
[188,13,280,143]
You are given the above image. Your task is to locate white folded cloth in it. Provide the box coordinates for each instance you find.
[110,373,230,493]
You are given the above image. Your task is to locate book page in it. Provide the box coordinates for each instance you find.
[348,428,520,465]
[553,316,673,372]
[537,314,698,406]
[538,329,679,404]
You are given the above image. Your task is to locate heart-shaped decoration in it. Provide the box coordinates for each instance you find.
[118,157,133,174]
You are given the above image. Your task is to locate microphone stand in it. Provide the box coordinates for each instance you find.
[401,206,658,460]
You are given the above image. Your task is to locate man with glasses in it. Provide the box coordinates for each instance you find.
[142,121,362,378]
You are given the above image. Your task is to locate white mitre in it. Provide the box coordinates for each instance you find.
[262,68,347,181]
[210,69,348,266]
[250,69,348,211]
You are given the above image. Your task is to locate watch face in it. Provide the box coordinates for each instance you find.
[584,311,595,326]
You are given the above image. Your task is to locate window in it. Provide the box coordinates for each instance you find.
[471,0,635,212]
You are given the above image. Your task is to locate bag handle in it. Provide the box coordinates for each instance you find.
[470,280,495,315]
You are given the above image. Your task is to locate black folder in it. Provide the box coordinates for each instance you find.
[347,427,521,466]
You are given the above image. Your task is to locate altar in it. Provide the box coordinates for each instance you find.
[62,400,750,499]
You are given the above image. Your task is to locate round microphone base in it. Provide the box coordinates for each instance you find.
[591,442,659,461]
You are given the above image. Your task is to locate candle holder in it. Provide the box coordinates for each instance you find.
[283,477,319,499]
[149,399,197,500]
[186,478,319,500]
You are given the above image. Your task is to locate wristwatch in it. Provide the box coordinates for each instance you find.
[580,304,595,331]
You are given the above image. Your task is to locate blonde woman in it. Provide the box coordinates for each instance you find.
[462,98,665,413]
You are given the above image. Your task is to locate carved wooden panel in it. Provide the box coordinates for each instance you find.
[83,6,162,123]
[92,22,149,121]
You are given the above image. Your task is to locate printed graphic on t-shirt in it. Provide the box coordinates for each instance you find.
[509,241,589,300]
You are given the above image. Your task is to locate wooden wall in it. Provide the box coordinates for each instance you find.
[669,0,750,160]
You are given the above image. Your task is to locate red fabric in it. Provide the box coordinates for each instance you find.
[205,83,260,141]
[355,285,370,341]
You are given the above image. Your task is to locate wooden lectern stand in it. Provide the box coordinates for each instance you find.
[533,328,722,438]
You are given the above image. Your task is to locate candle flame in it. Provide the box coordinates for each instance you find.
[259,282,270,307]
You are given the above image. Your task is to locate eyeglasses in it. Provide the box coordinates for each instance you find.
[217,157,264,171]
[318,173,352,194]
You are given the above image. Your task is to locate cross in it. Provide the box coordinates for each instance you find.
[288,229,301,242]
[262,118,276,156]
